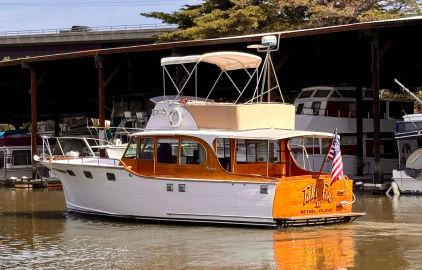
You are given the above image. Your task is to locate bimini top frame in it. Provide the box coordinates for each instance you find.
[160,35,284,104]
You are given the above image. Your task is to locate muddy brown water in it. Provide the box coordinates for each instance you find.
[1,188,421,270]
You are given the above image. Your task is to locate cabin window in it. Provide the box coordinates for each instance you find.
[178,184,186,192]
[180,140,206,165]
[83,171,93,179]
[66,170,76,176]
[341,135,357,145]
[260,185,269,194]
[314,90,330,98]
[311,102,321,115]
[236,140,247,162]
[123,137,137,159]
[296,103,304,114]
[330,90,341,97]
[364,90,373,98]
[106,173,116,181]
[12,150,31,166]
[337,90,355,98]
[0,151,4,169]
[298,90,313,98]
[216,138,231,158]
[236,140,279,163]
[166,183,173,192]
[157,138,178,164]
[139,138,154,160]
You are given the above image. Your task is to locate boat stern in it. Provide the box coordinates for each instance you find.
[272,176,365,227]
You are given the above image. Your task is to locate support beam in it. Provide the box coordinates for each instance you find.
[96,56,105,128]
[95,55,106,157]
[355,83,364,176]
[54,111,60,137]
[356,37,364,177]
[30,67,37,179]
[371,32,382,183]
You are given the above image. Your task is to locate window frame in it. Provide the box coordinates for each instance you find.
[156,138,180,164]
[180,139,207,165]
[138,137,154,161]
[11,149,32,167]
[122,136,138,159]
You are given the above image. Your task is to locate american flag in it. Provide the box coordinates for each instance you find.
[327,129,344,185]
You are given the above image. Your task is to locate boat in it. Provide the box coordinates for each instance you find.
[37,37,364,227]
[294,85,413,179]
[391,80,422,194]
[0,130,42,184]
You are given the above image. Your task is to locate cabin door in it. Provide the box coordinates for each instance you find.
[216,138,231,171]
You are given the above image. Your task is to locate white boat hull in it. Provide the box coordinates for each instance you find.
[392,169,422,194]
[43,160,276,226]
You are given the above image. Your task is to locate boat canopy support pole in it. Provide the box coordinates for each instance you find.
[30,66,37,179]
[371,31,382,183]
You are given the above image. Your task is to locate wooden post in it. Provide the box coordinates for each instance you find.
[95,55,106,157]
[356,82,364,176]
[30,67,37,179]
[371,32,382,183]
[96,57,105,128]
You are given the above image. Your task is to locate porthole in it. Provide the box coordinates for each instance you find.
[66,170,75,176]
[178,184,186,192]
[260,185,268,194]
[53,168,67,174]
[106,173,116,181]
[166,183,173,192]
[83,171,93,179]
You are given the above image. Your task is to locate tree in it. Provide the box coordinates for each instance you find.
[142,0,422,41]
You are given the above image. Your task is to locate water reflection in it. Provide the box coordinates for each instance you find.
[273,229,354,270]
[2,189,422,269]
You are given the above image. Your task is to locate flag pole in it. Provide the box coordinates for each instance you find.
[314,130,336,179]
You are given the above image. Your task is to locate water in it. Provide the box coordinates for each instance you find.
[1,189,422,270]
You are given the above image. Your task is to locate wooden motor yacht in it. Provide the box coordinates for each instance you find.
[37,37,364,227]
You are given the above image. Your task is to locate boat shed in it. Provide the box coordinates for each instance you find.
[1,16,422,181]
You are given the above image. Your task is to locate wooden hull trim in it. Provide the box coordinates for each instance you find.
[276,212,366,228]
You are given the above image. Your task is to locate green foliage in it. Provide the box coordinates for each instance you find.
[142,0,422,41]
[0,123,15,132]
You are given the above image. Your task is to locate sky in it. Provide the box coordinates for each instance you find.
[0,0,200,32]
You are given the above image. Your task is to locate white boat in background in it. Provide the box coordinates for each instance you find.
[391,80,422,194]
[294,85,413,179]
[0,130,41,181]
[37,37,364,227]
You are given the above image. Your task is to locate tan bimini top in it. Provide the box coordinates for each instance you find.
[160,51,262,71]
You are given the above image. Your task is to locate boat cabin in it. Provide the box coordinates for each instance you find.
[294,86,413,119]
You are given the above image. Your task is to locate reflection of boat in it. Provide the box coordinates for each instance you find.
[38,37,364,227]
[294,85,413,179]
[273,229,355,269]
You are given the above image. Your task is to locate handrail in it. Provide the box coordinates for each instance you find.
[0,23,177,37]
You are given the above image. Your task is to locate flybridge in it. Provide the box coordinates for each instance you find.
[159,35,285,104]
[145,36,295,131]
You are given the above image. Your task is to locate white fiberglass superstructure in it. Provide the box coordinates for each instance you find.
[294,85,413,179]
